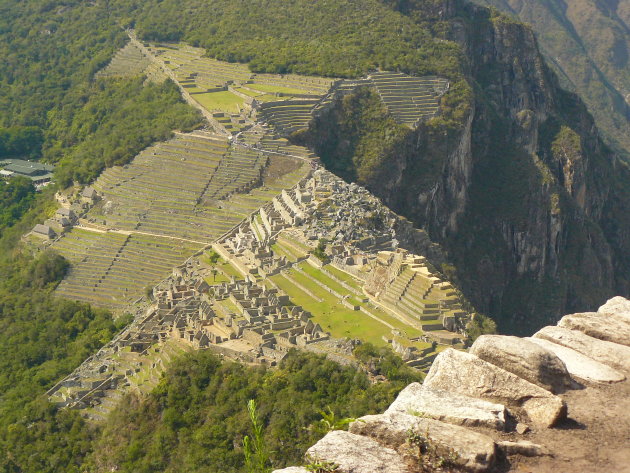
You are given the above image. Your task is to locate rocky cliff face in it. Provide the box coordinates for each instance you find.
[304,1,630,334]
[472,0,630,157]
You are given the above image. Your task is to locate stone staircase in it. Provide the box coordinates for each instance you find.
[380,269,444,331]
[275,296,630,473]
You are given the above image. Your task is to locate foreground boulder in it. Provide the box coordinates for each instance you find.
[597,296,630,320]
[527,337,625,383]
[385,383,507,430]
[306,430,407,473]
[424,349,566,427]
[350,412,496,472]
[533,325,630,371]
[470,335,573,393]
[558,312,630,347]
[272,468,308,473]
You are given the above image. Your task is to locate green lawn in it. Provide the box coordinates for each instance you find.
[272,240,305,262]
[182,85,208,94]
[193,90,244,113]
[271,271,392,346]
[233,87,263,98]
[205,272,231,284]
[219,261,243,279]
[298,262,424,338]
[248,83,310,95]
[299,262,354,296]
[324,264,363,289]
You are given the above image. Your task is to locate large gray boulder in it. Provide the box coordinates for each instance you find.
[527,337,625,383]
[385,382,507,430]
[598,296,630,320]
[306,430,408,473]
[350,412,496,472]
[424,349,566,428]
[558,312,630,347]
[470,335,573,393]
[533,325,630,372]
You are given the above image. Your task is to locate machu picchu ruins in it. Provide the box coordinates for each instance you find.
[31,34,477,418]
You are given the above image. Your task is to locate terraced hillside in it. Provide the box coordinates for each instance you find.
[379,266,467,342]
[51,127,311,310]
[54,229,200,309]
[143,41,336,134]
[87,131,262,241]
[50,40,452,314]
[368,72,449,127]
[95,42,151,79]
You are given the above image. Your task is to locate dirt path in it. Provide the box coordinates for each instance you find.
[501,378,630,472]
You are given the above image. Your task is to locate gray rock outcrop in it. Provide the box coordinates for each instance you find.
[527,337,625,383]
[385,383,507,430]
[424,348,566,427]
[598,296,630,320]
[533,325,630,371]
[470,335,573,393]
[279,297,630,473]
[497,440,549,457]
[558,312,630,347]
[349,412,497,472]
[306,430,407,473]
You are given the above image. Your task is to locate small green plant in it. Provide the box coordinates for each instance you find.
[243,399,271,473]
[207,250,221,281]
[312,238,329,263]
[304,456,339,472]
[317,407,356,432]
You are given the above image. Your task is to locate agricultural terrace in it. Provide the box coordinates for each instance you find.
[95,42,150,79]
[144,41,336,134]
[53,127,312,311]
[53,229,200,309]
[368,72,449,127]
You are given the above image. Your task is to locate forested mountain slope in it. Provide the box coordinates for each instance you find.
[472,0,630,157]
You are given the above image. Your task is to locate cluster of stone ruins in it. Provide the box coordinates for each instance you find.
[45,37,472,417]
[47,168,476,415]
[275,297,630,473]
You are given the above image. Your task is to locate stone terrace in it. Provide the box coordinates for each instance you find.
[213,169,471,359]
[95,42,151,79]
[51,126,313,311]
[54,229,200,309]
[87,131,244,242]
[368,72,449,127]
[49,258,330,419]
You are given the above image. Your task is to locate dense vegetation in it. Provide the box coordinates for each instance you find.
[297,87,411,185]
[0,244,122,473]
[85,349,420,473]
[0,0,202,188]
[0,177,36,236]
[0,126,43,159]
[2,0,627,470]
[122,0,464,79]
[49,78,201,187]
